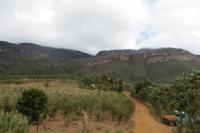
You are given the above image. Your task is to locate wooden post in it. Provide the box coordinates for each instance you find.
[82,111,89,133]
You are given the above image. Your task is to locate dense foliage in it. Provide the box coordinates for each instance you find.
[17,89,48,123]
[80,75,123,93]
[0,112,29,133]
[134,70,200,132]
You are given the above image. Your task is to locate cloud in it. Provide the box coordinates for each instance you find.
[0,0,200,54]
[138,0,200,54]
[52,0,150,53]
[0,0,56,43]
[0,0,149,54]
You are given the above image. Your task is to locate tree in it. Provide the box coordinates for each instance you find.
[170,71,200,132]
[148,85,171,116]
[182,71,200,130]
[17,89,48,123]
[135,80,152,101]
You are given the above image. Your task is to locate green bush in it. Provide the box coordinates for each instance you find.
[0,112,29,133]
[2,96,13,113]
[48,92,62,120]
[116,129,124,133]
[134,80,152,101]
[17,88,48,123]
[109,95,133,124]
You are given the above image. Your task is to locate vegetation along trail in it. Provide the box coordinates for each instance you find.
[133,99,172,133]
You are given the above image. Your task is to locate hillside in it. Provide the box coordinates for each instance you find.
[1,41,200,81]
[81,48,200,81]
[0,41,91,74]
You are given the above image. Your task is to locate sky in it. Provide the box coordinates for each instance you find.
[0,0,200,54]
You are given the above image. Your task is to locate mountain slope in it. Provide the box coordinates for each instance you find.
[0,41,91,59]
[82,48,200,81]
[0,41,92,74]
[1,41,200,81]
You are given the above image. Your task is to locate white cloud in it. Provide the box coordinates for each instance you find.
[0,0,149,54]
[138,0,200,54]
[0,0,200,54]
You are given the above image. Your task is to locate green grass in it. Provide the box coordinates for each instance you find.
[0,112,29,133]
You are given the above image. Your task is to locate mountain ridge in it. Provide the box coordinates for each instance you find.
[1,41,200,81]
[0,41,92,59]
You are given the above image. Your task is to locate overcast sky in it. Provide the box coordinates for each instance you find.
[0,0,200,54]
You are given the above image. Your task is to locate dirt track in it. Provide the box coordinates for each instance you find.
[133,99,172,133]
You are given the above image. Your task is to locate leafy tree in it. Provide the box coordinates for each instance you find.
[148,85,172,115]
[17,88,48,123]
[171,71,200,131]
[135,80,152,101]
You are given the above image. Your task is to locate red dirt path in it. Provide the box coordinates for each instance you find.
[133,99,172,133]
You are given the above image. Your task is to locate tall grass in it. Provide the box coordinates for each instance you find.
[0,112,29,133]
[0,78,134,131]
[58,93,133,125]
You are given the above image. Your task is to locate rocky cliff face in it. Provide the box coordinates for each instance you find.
[82,48,200,81]
[94,48,195,65]
[132,48,194,64]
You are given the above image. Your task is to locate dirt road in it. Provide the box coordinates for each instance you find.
[133,99,172,133]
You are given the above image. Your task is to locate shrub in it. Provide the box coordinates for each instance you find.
[104,128,111,133]
[134,80,152,101]
[17,88,48,123]
[0,112,29,133]
[116,129,124,133]
[110,95,133,124]
[48,92,62,120]
[2,96,13,113]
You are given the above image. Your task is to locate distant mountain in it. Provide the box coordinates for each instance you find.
[0,41,92,74]
[1,41,200,82]
[94,48,195,65]
[82,48,200,81]
[0,41,91,59]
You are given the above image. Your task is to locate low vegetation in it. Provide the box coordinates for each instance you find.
[0,76,134,133]
[0,112,29,133]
